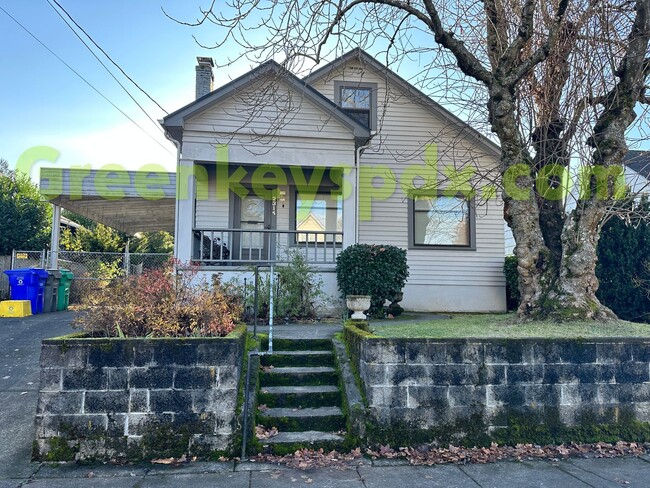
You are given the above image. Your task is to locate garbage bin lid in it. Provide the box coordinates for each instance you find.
[59,269,74,279]
[29,268,50,279]
[46,269,62,278]
[3,268,32,275]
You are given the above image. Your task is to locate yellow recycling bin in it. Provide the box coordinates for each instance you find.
[0,300,32,317]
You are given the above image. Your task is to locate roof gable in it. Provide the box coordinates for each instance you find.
[303,48,501,158]
[162,60,370,144]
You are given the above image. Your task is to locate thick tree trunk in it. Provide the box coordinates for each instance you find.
[494,85,616,321]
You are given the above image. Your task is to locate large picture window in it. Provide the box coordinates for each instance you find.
[295,193,342,243]
[412,196,472,247]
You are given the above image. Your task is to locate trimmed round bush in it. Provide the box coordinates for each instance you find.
[336,244,409,315]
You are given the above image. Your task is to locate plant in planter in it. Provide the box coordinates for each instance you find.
[74,259,241,337]
[34,260,246,462]
[336,244,409,317]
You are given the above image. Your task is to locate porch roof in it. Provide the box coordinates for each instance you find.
[39,167,176,235]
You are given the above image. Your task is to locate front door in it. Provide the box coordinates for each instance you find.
[234,195,273,261]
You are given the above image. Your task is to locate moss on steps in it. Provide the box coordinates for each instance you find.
[261,351,335,368]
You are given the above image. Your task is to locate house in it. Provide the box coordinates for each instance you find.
[161,50,506,312]
[623,150,650,196]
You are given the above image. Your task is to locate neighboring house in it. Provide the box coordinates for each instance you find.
[623,150,650,196]
[161,50,506,312]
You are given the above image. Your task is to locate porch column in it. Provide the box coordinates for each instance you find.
[175,159,195,263]
[49,204,61,269]
[342,166,357,248]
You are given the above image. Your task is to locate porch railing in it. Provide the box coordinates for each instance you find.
[193,228,342,265]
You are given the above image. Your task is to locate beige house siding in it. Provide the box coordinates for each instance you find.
[181,78,357,166]
[309,59,506,311]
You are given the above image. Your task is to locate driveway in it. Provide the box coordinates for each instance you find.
[0,311,76,479]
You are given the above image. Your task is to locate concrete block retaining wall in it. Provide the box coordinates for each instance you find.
[344,324,650,439]
[34,326,246,461]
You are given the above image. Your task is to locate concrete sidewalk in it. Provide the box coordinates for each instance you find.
[4,455,650,487]
[2,313,650,487]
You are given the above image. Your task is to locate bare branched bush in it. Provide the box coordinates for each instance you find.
[74,260,241,337]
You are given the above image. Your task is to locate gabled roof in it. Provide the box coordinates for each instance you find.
[161,60,371,145]
[623,150,650,180]
[303,48,501,158]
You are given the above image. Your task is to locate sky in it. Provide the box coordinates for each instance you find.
[1,0,649,188]
[0,0,264,178]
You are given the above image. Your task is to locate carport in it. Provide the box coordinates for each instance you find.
[39,167,176,268]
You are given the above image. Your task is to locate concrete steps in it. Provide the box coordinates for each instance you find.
[255,339,347,454]
[260,366,339,386]
[258,385,341,409]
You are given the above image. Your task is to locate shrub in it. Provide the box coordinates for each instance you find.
[596,199,650,323]
[229,251,324,322]
[504,255,520,311]
[336,244,409,315]
[74,260,241,337]
[274,251,324,320]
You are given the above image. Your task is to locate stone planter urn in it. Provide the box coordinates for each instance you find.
[346,295,371,320]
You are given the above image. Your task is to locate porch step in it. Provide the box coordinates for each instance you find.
[260,366,338,387]
[261,350,334,368]
[258,406,345,432]
[258,385,341,408]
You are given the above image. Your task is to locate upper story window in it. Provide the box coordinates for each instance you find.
[334,81,377,130]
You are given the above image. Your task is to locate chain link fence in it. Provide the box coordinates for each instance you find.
[10,250,171,304]
[11,250,47,269]
[0,255,12,300]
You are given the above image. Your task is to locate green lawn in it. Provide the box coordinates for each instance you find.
[371,313,650,339]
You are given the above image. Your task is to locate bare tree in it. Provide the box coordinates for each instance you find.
[173,0,650,320]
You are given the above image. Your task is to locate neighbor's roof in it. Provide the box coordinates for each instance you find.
[303,48,501,158]
[623,150,650,180]
[161,60,371,145]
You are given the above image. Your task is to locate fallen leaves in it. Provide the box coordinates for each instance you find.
[150,454,198,466]
[255,425,279,439]
[364,441,649,466]
[243,441,649,470]
[251,447,364,470]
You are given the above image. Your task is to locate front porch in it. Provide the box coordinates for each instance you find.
[176,162,356,269]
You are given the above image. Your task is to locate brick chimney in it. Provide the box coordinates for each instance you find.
[195,57,214,99]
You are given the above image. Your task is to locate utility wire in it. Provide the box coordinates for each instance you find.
[46,0,166,138]
[51,0,169,115]
[0,4,174,155]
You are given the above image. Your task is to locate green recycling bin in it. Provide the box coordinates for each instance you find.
[57,269,74,311]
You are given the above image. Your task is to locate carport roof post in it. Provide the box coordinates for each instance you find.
[38,167,176,235]
[49,204,61,269]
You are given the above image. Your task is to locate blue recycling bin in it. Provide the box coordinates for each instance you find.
[3,268,49,314]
